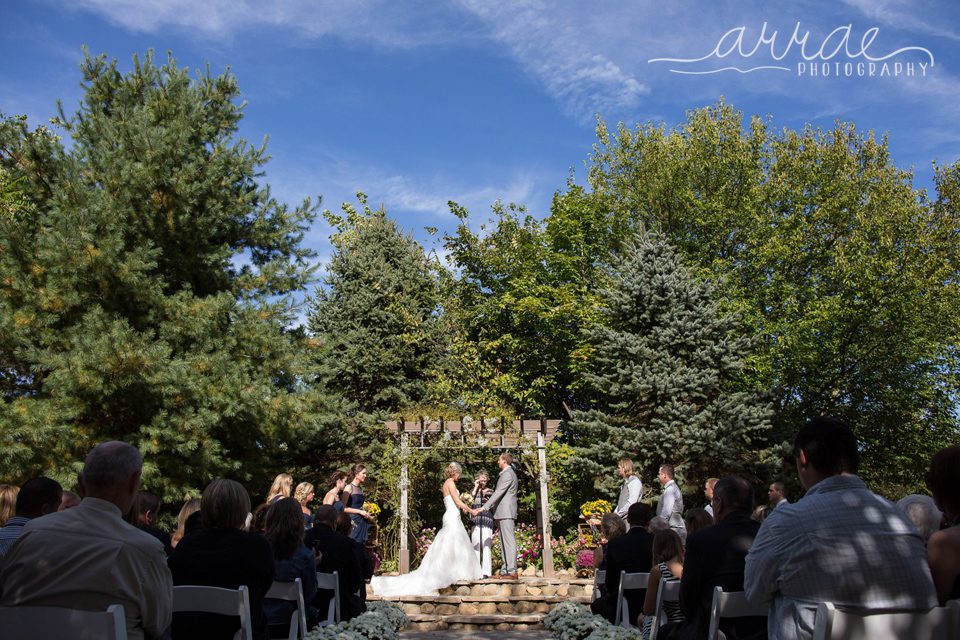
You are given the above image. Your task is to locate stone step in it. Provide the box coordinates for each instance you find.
[369,576,595,631]
[406,612,547,632]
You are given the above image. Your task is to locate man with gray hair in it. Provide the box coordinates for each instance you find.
[0,441,173,640]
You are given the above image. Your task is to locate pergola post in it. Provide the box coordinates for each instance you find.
[537,430,555,577]
[399,432,410,574]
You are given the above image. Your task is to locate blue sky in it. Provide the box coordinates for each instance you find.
[2,0,959,271]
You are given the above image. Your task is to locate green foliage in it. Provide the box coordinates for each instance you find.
[570,230,775,486]
[571,101,960,495]
[0,51,329,502]
[309,195,442,414]
[439,200,601,415]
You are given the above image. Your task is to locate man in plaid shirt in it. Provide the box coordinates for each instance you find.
[745,416,937,640]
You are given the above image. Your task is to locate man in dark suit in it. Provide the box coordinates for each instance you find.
[306,505,365,621]
[592,502,654,623]
[661,475,765,640]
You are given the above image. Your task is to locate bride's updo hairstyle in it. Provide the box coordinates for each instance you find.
[444,462,463,478]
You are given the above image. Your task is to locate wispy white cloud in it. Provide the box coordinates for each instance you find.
[65,0,470,48]
[455,0,649,123]
[841,0,960,42]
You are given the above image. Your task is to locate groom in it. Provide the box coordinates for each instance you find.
[476,452,519,579]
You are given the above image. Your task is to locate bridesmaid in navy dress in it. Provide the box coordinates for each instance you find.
[322,470,348,514]
[342,464,373,544]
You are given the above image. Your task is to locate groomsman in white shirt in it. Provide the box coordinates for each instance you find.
[614,458,642,522]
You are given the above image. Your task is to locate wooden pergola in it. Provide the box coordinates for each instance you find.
[383,417,562,577]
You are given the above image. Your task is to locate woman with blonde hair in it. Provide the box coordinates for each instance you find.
[294,482,316,529]
[0,484,19,527]
[265,473,293,505]
[371,461,481,596]
[171,498,201,548]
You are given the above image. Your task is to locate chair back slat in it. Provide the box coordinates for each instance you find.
[649,577,681,640]
[316,570,340,626]
[593,570,606,601]
[173,585,252,640]
[707,587,767,640]
[265,577,307,640]
[812,601,959,640]
[0,604,128,640]
[614,570,649,628]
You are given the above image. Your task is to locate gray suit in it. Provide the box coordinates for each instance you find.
[484,463,518,574]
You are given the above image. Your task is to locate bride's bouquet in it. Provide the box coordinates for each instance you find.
[460,492,473,505]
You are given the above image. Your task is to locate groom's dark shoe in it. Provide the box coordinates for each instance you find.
[502,572,519,579]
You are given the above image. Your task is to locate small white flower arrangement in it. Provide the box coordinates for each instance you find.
[304,601,409,640]
[544,601,639,640]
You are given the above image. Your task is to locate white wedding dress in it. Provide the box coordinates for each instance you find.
[371,493,482,596]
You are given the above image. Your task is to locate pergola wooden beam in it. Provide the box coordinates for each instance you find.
[384,418,560,577]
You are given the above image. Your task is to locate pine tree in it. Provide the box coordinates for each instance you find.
[309,196,442,414]
[0,51,328,500]
[571,230,775,489]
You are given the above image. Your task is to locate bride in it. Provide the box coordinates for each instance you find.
[371,462,482,596]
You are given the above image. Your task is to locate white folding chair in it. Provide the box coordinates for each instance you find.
[265,577,308,640]
[316,571,340,627]
[812,601,959,640]
[173,585,253,640]
[614,570,649,628]
[706,587,767,640]
[593,569,607,601]
[649,576,682,640]
[0,603,127,640]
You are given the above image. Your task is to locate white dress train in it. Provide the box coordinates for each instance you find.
[371,494,482,596]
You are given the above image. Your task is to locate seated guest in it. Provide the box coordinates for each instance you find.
[0,477,62,556]
[593,512,627,573]
[294,482,316,529]
[168,479,274,640]
[0,441,172,640]
[641,529,685,639]
[306,505,365,621]
[58,490,81,511]
[897,494,942,544]
[171,498,200,548]
[137,490,173,556]
[926,445,960,604]
[684,508,713,537]
[660,475,764,640]
[592,502,654,623]
[745,417,936,640]
[263,498,319,636]
[648,515,670,533]
[335,511,373,581]
[250,501,270,534]
[0,484,19,526]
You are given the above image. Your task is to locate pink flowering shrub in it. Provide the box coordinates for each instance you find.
[576,549,595,569]
[414,527,437,562]
[488,525,589,571]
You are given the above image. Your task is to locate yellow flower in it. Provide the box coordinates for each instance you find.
[580,499,613,518]
[363,502,381,518]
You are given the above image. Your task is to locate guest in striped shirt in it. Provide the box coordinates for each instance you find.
[0,477,62,556]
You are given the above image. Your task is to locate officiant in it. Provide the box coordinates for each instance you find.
[470,470,495,578]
